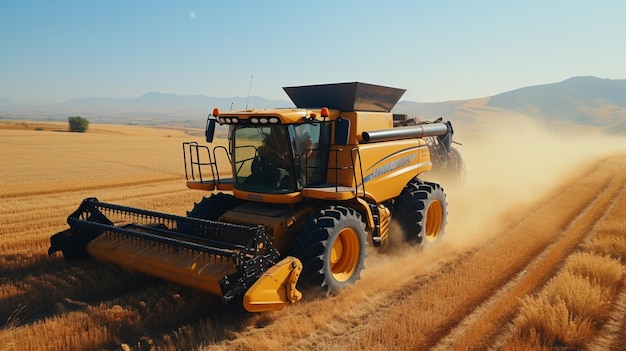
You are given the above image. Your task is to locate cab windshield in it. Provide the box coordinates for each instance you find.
[232,122,331,194]
[232,125,298,193]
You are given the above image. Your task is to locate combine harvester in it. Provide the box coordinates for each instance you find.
[49,82,461,312]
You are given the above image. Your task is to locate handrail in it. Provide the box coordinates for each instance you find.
[350,147,366,198]
[212,146,231,183]
[302,147,365,199]
[185,141,365,198]
[183,142,222,185]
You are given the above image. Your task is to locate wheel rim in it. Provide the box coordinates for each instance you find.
[424,199,443,241]
[330,227,360,282]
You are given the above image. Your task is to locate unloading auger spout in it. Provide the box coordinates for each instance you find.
[361,122,452,143]
[48,198,302,312]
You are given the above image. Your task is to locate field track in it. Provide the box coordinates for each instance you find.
[209,154,626,351]
[0,125,625,350]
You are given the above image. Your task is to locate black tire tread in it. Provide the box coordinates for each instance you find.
[293,205,368,294]
[394,179,447,244]
[187,192,244,220]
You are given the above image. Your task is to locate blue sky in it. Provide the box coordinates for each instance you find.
[1,1,625,104]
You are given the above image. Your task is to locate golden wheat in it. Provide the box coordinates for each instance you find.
[564,252,623,291]
[1,122,625,351]
[512,296,594,348]
[503,175,626,350]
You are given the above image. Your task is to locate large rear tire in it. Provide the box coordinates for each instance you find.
[394,180,447,245]
[294,206,367,294]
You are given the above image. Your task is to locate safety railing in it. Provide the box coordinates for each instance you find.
[301,147,365,200]
[182,142,231,186]
[350,147,366,198]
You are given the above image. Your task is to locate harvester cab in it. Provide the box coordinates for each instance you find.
[50,82,458,312]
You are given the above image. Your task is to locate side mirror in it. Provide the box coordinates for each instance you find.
[334,118,350,145]
[205,117,217,142]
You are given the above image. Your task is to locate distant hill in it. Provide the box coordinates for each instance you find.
[0,93,294,128]
[1,77,625,134]
[393,101,455,118]
[393,76,626,135]
[59,92,292,112]
[488,76,626,127]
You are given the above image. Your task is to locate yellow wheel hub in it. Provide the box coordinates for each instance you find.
[424,200,443,241]
[330,227,360,282]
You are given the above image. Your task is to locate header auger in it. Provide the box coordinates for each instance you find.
[50,82,462,312]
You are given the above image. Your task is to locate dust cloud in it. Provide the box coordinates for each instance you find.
[364,115,623,284]
[442,115,624,251]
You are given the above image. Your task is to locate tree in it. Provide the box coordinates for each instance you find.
[68,116,89,133]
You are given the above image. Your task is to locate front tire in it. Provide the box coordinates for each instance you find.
[394,180,447,244]
[295,206,367,294]
[187,192,244,220]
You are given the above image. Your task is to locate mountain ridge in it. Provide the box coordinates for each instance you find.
[1,77,625,133]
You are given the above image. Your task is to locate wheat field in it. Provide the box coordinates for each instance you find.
[0,119,625,350]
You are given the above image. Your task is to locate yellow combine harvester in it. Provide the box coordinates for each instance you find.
[49,82,456,312]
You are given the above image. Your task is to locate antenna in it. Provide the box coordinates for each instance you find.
[245,74,254,110]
